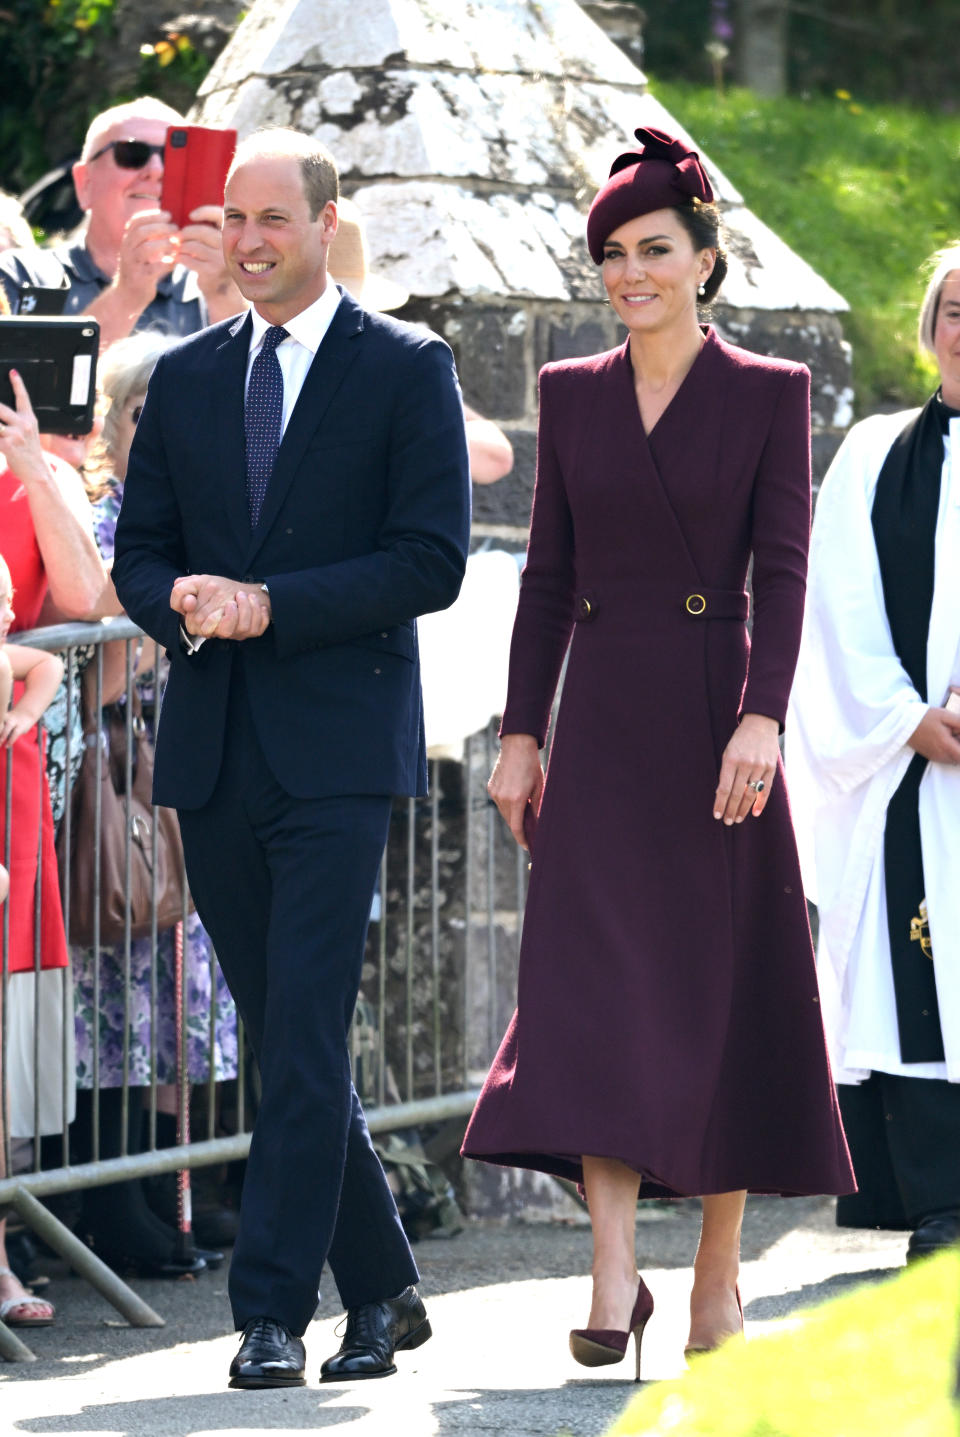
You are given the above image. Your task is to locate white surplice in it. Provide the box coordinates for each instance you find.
[786,410,960,1085]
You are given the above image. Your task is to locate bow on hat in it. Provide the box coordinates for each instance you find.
[608,127,714,202]
[585,125,715,264]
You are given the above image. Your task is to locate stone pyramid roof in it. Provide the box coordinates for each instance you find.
[193,0,846,313]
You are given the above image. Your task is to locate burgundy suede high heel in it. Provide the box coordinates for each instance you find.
[684,1282,744,1358]
[569,1276,654,1382]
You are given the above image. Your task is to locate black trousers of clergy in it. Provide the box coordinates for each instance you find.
[177,668,418,1336]
[836,1071,960,1230]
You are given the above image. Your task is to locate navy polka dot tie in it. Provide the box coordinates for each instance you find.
[245,324,288,527]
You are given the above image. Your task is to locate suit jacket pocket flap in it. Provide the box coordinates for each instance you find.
[348,626,416,661]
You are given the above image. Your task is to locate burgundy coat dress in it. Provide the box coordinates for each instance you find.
[461,328,854,1198]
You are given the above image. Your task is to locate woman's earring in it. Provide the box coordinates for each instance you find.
[698,282,706,297]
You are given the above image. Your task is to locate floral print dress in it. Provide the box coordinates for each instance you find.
[71,478,238,1088]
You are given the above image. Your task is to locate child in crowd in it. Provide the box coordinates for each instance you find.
[0,552,63,752]
[0,613,6,906]
[0,552,62,1326]
[0,546,64,948]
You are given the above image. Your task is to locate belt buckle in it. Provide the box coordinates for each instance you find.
[685,593,706,616]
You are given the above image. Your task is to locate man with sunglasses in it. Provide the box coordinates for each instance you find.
[0,99,242,348]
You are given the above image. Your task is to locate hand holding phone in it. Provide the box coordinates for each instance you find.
[115,209,181,307]
[177,204,231,277]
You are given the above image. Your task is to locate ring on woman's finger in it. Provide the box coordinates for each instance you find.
[747,778,765,793]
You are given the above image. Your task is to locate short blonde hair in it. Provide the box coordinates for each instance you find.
[81,98,184,162]
[918,242,960,354]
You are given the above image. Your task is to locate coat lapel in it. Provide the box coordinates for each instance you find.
[244,292,365,567]
[616,333,723,586]
[213,311,254,556]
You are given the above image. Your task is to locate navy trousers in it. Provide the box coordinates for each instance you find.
[177,665,418,1335]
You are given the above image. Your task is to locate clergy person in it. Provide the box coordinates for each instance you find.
[787,242,960,1262]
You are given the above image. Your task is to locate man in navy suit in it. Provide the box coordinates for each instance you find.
[112,128,470,1388]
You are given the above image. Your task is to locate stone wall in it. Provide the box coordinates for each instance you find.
[192,1,852,520]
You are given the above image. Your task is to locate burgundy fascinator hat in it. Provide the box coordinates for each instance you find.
[586,127,714,264]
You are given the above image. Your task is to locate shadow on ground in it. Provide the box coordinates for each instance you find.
[744,1266,901,1320]
[15,1389,367,1435]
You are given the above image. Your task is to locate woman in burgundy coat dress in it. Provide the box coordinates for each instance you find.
[461,129,853,1373]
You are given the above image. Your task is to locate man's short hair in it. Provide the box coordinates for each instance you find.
[229,128,339,220]
[81,99,185,162]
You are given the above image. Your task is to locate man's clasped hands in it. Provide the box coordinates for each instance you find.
[171,574,271,641]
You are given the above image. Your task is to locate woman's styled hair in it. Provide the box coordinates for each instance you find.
[674,199,728,305]
[86,330,177,495]
[917,242,960,354]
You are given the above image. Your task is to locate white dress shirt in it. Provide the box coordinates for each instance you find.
[181,283,342,652]
[245,281,342,433]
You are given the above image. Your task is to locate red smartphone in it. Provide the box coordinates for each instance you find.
[161,125,237,230]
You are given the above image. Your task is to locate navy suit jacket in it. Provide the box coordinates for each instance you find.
[112,288,471,810]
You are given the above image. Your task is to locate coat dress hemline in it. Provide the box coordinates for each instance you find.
[461,329,855,1201]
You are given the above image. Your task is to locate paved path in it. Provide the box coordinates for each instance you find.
[0,1195,904,1436]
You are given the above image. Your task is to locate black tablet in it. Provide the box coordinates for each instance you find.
[0,315,99,435]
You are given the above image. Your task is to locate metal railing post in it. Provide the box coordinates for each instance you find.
[11,1187,164,1329]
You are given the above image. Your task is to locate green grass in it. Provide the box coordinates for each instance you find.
[650,80,960,415]
[607,1249,959,1437]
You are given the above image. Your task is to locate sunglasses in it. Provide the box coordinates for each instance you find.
[88,139,165,170]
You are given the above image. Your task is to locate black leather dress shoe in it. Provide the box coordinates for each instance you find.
[319,1286,431,1381]
[907,1211,960,1263]
[228,1317,306,1388]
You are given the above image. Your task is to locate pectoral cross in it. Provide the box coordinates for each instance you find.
[909,898,933,959]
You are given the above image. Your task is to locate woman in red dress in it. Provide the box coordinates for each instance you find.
[462,129,853,1372]
[0,302,106,1325]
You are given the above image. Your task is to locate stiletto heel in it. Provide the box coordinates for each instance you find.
[684,1282,743,1358]
[570,1276,654,1380]
[632,1302,651,1381]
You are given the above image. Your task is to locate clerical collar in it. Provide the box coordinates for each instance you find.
[935,388,960,434]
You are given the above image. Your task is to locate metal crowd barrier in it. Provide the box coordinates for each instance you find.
[0,616,526,1361]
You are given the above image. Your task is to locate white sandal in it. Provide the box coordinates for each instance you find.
[0,1266,55,1327]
